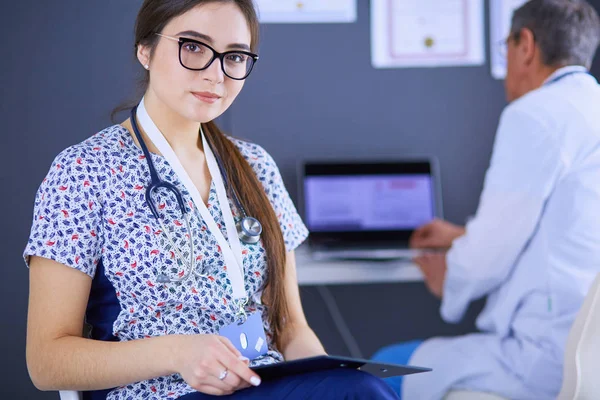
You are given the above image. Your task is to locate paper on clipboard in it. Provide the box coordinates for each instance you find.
[371,0,485,68]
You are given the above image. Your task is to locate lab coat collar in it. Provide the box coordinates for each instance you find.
[542,65,588,85]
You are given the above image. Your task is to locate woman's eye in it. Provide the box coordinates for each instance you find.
[184,43,202,53]
[226,53,246,63]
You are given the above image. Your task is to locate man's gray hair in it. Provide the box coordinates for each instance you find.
[511,0,600,68]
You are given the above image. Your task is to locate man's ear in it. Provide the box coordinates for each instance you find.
[136,44,151,69]
[518,27,537,66]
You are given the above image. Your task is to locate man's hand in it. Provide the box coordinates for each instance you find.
[414,252,447,298]
[410,219,466,249]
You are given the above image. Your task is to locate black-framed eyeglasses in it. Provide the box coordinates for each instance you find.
[497,36,510,59]
[155,33,259,80]
[497,31,534,59]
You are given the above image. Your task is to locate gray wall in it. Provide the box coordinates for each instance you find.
[3,0,600,398]
[232,2,502,224]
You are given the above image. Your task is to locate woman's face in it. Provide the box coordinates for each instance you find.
[139,2,252,123]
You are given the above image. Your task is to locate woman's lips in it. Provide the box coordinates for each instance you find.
[192,91,221,104]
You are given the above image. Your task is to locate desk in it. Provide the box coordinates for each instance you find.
[294,244,423,286]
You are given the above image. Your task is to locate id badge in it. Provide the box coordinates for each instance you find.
[219,312,268,360]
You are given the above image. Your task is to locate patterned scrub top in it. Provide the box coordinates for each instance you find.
[23,125,309,400]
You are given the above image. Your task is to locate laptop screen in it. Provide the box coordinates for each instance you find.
[302,161,439,243]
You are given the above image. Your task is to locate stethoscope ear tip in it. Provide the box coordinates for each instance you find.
[157,274,170,284]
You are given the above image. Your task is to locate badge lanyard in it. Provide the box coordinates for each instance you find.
[136,98,248,317]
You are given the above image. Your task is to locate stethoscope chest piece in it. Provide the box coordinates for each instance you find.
[238,216,262,244]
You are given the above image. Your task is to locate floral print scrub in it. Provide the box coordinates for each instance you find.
[24,124,309,399]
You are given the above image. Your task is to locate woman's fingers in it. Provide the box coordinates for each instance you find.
[203,359,253,393]
[216,338,262,387]
[177,334,259,395]
[217,336,243,357]
[196,360,246,393]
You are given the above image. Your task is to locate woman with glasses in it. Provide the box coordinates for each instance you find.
[23,1,399,399]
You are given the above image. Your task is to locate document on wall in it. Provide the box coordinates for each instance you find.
[371,0,485,68]
[255,0,356,23]
[490,0,528,79]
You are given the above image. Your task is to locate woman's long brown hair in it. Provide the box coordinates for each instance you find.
[117,0,289,349]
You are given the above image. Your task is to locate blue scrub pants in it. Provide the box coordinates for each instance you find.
[179,368,399,399]
[371,340,423,398]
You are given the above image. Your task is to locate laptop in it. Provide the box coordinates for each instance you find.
[300,159,443,260]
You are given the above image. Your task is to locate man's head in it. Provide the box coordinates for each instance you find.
[505,0,600,102]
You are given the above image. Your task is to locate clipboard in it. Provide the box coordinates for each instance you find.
[250,355,431,381]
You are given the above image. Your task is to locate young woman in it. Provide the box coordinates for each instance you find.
[24,1,399,399]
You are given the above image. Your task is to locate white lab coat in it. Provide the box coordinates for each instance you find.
[405,66,600,400]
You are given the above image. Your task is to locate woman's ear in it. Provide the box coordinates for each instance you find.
[136,44,151,70]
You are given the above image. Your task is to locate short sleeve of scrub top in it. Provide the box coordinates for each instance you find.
[229,137,308,252]
[23,144,104,276]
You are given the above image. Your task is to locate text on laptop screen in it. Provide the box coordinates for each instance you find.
[304,174,434,232]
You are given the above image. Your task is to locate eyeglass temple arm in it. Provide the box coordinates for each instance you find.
[155,33,180,42]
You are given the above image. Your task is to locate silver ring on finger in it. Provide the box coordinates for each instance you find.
[218,369,229,381]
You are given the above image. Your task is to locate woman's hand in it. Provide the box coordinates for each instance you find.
[171,334,262,396]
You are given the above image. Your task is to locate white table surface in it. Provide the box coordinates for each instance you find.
[294,244,423,286]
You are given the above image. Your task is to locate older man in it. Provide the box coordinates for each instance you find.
[374,1,600,399]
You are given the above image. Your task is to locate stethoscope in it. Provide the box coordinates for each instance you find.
[129,106,262,283]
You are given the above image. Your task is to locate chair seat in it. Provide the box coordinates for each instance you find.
[557,273,600,399]
[59,390,81,400]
